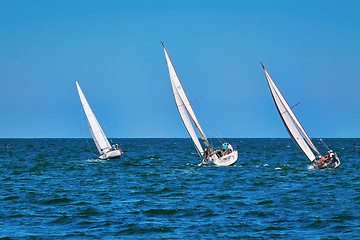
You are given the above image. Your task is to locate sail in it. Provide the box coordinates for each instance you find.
[171,78,204,156]
[261,63,320,162]
[76,81,112,154]
[162,43,211,156]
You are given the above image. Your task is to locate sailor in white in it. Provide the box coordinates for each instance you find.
[227,143,233,153]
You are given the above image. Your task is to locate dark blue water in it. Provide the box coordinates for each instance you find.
[1,138,359,239]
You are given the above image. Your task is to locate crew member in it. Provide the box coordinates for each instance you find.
[226,143,233,154]
[221,142,228,152]
[202,149,210,163]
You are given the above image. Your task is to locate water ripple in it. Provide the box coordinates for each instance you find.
[0,138,359,239]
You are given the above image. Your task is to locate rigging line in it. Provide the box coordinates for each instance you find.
[319,136,330,151]
[319,138,330,151]
[291,102,301,109]
[92,106,114,146]
[295,105,319,138]
[295,103,330,152]
[185,92,215,148]
[281,102,301,115]
[192,96,223,145]
[274,87,320,156]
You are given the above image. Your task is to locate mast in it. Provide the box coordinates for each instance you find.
[162,42,212,156]
[261,63,320,161]
[76,81,112,154]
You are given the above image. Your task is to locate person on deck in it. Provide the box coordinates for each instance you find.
[318,153,335,168]
[202,149,210,163]
[221,142,228,156]
[221,142,228,151]
[317,155,327,168]
[324,151,333,163]
[111,144,116,151]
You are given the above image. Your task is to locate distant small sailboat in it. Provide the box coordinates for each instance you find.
[162,42,238,166]
[261,63,340,169]
[76,81,122,160]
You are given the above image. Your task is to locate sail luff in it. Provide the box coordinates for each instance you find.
[262,64,317,162]
[162,43,212,154]
[76,81,112,154]
[171,79,204,157]
[162,44,208,141]
[265,71,321,156]
[268,74,321,156]
[162,43,211,147]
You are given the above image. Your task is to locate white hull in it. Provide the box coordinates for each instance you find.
[99,150,122,160]
[332,156,341,169]
[208,150,238,166]
[162,43,238,166]
[261,64,340,169]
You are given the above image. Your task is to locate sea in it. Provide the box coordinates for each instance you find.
[1,138,359,239]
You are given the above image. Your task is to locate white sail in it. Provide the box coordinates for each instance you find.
[261,63,320,162]
[76,81,112,155]
[162,43,211,156]
[171,78,204,156]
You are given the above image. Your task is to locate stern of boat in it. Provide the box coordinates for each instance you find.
[210,150,238,166]
[332,153,340,168]
[99,150,122,160]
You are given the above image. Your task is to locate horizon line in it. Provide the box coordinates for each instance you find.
[0,137,358,139]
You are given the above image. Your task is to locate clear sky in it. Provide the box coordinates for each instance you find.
[0,0,359,138]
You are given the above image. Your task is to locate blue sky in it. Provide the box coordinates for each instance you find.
[0,0,359,138]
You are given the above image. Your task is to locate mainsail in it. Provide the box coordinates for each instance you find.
[261,63,320,162]
[162,42,212,157]
[76,81,112,155]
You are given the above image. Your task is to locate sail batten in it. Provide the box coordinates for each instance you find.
[262,65,318,162]
[162,43,211,157]
[76,81,112,155]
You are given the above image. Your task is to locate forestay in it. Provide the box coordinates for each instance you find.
[261,63,320,162]
[162,43,211,157]
[76,81,112,154]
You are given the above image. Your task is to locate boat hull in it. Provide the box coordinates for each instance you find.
[208,150,238,166]
[99,150,122,160]
[309,153,340,170]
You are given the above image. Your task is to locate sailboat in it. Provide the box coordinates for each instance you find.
[76,81,123,160]
[261,63,340,169]
[162,42,238,166]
